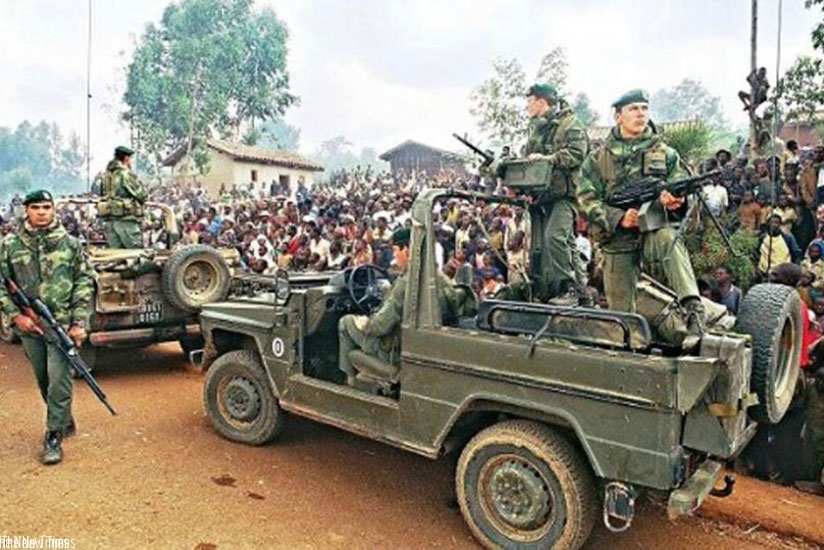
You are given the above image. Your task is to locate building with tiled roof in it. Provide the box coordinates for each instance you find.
[162,139,324,198]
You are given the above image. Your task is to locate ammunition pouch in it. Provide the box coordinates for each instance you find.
[97,198,144,219]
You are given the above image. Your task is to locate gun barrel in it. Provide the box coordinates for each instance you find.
[452,133,494,164]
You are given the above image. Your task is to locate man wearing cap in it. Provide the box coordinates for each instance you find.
[98,145,147,248]
[577,89,705,340]
[0,190,94,464]
[522,83,589,306]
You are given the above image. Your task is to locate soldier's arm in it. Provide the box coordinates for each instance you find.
[576,155,625,242]
[547,118,588,169]
[364,278,406,337]
[120,171,147,203]
[69,243,95,328]
[0,239,22,317]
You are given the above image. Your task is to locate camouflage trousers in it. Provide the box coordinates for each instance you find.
[105,219,143,249]
[603,226,699,313]
[20,335,73,432]
[536,199,582,299]
[338,315,391,378]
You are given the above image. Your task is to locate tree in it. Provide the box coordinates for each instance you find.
[650,79,727,129]
[0,120,86,200]
[775,55,824,123]
[123,0,297,167]
[255,119,301,152]
[535,47,569,94]
[662,121,714,166]
[570,93,600,127]
[469,47,597,146]
[806,0,824,52]
[469,58,529,146]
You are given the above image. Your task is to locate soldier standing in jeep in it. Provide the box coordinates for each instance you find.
[523,83,589,306]
[577,89,706,340]
[99,145,147,249]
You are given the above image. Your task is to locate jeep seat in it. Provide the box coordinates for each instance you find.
[348,350,400,382]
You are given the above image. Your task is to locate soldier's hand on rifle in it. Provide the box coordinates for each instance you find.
[620,208,639,229]
[68,325,88,348]
[526,153,545,161]
[12,314,43,335]
[660,190,685,211]
[353,315,369,331]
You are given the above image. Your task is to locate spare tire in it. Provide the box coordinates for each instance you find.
[735,283,802,424]
[0,311,19,344]
[161,245,231,313]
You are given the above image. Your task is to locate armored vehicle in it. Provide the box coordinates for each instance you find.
[0,199,235,366]
[196,187,801,549]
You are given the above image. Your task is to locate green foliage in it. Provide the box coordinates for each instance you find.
[469,57,529,146]
[775,55,824,122]
[650,79,727,130]
[534,47,569,94]
[256,118,301,152]
[806,0,824,52]
[570,93,600,127]
[123,0,297,163]
[0,120,86,200]
[662,121,714,165]
[685,221,759,292]
[312,136,388,176]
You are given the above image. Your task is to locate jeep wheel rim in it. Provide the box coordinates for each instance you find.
[182,260,218,299]
[775,316,796,398]
[220,376,261,422]
[478,454,554,540]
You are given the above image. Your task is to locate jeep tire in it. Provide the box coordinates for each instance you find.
[161,245,231,313]
[456,420,597,550]
[735,283,802,424]
[203,350,285,445]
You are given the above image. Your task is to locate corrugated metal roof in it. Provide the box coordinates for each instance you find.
[379,140,470,162]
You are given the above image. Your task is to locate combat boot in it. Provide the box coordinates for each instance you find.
[63,417,76,438]
[42,430,63,465]
[548,288,579,308]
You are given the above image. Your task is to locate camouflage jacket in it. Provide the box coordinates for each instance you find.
[523,106,589,198]
[577,125,687,247]
[0,219,94,327]
[101,159,146,217]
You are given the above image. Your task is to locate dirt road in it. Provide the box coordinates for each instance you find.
[0,342,821,549]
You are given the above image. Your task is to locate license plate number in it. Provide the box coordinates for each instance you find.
[134,302,163,324]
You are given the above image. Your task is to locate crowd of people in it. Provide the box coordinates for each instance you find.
[2,142,824,316]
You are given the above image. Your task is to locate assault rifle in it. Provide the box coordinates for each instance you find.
[4,277,117,415]
[606,170,721,211]
[452,133,494,166]
[606,169,739,256]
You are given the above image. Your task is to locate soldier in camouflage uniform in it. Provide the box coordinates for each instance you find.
[99,145,146,249]
[0,190,94,464]
[522,84,589,306]
[577,89,705,337]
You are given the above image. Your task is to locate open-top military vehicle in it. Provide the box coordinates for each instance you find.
[196,183,801,549]
[0,199,236,367]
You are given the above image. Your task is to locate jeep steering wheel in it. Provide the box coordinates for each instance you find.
[347,264,390,313]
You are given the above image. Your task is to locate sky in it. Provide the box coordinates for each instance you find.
[0,0,820,178]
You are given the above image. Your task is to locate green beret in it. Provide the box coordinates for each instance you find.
[115,145,135,156]
[526,83,558,102]
[611,89,649,110]
[23,189,54,206]
[391,228,411,247]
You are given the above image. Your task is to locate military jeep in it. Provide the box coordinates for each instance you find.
[0,199,236,366]
[196,188,801,549]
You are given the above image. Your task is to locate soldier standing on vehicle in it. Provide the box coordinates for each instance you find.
[577,89,705,337]
[0,190,94,464]
[522,84,589,306]
[99,145,147,248]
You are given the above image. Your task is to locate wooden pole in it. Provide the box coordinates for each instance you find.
[749,0,759,156]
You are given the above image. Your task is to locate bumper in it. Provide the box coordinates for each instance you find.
[667,460,728,518]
